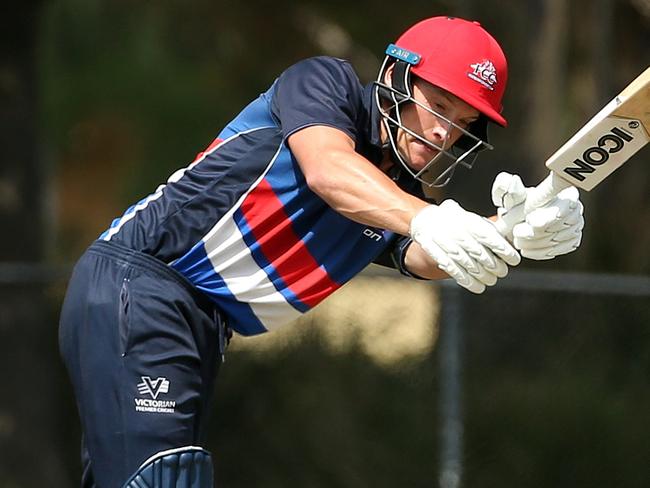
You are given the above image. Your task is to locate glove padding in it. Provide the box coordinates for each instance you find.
[491,172,584,260]
[410,200,521,294]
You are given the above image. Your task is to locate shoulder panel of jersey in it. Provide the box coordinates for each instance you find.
[271,56,365,142]
[100,76,393,336]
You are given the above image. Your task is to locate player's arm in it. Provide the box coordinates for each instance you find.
[288,124,520,293]
[288,124,427,236]
[288,124,445,280]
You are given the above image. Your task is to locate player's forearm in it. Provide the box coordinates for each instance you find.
[304,148,427,236]
[289,125,427,236]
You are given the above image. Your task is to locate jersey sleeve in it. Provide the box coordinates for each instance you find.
[271,56,364,141]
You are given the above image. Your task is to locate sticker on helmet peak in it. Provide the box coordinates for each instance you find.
[385,44,421,65]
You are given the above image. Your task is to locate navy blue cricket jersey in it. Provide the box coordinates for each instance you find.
[100,57,420,336]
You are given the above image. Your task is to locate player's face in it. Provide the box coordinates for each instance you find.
[396,79,480,172]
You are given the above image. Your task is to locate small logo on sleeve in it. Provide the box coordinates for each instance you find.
[134,376,176,414]
[363,228,383,242]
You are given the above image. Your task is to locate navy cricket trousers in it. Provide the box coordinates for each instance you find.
[59,240,227,488]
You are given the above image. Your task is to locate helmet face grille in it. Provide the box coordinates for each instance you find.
[374,57,492,188]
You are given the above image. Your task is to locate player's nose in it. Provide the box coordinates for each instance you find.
[430,120,451,144]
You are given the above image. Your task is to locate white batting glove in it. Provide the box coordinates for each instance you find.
[491,172,528,240]
[409,200,521,294]
[491,172,584,260]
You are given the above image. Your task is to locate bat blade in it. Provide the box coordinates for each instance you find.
[545,66,650,191]
[494,66,650,236]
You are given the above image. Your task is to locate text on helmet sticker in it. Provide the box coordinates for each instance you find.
[385,44,421,65]
[468,60,498,91]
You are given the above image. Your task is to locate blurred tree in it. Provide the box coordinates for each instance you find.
[524,0,569,178]
[578,0,650,273]
[0,0,47,262]
[0,1,74,487]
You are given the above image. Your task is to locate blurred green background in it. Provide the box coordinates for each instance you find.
[1,0,649,486]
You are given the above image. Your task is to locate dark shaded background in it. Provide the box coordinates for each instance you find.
[1,0,649,486]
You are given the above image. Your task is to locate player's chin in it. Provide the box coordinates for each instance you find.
[406,143,439,170]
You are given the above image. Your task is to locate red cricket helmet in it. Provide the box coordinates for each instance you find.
[374,16,509,187]
[393,16,508,126]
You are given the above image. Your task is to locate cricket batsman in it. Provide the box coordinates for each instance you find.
[59,16,584,487]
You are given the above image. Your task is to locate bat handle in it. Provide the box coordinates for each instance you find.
[494,172,572,236]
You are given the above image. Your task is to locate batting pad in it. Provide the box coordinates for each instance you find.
[122,446,214,488]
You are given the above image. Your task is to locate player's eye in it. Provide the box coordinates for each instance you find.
[434,102,447,113]
[458,119,476,129]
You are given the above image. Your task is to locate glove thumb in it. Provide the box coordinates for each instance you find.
[491,172,527,210]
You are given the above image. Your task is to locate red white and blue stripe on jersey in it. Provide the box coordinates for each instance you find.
[100,83,395,335]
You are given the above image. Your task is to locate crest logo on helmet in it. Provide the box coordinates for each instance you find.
[468,61,498,91]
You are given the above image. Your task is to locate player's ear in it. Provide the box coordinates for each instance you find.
[384,63,394,85]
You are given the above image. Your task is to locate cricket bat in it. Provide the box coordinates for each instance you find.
[495,65,650,235]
